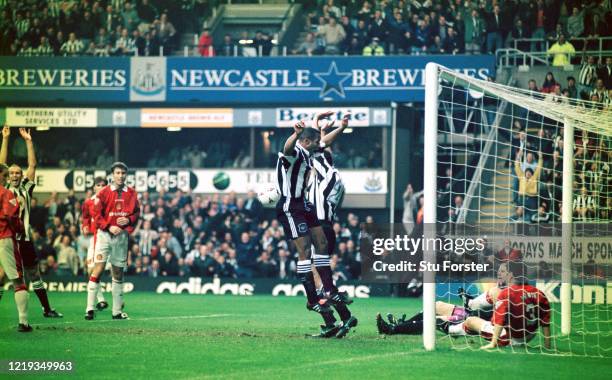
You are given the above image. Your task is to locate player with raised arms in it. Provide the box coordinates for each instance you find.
[307,111,356,338]
[86,162,140,320]
[81,176,109,312]
[275,118,354,338]
[0,163,31,331]
[0,125,62,318]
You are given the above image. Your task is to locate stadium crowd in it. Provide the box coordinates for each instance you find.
[29,189,364,280]
[506,57,611,223]
[3,1,610,58]
[293,0,612,56]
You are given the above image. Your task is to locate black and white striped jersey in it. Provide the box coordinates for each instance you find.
[276,142,312,204]
[307,148,345,223]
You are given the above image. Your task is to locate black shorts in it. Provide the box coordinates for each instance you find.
[18,240,38,268]
[276,197,321,240]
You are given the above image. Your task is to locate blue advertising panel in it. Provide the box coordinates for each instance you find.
[0,56,495,105]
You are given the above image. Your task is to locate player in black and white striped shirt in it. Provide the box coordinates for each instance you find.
[307,112,356,338]
[275,117,354,338]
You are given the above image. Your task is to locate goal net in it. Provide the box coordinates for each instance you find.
[422,63,612,357]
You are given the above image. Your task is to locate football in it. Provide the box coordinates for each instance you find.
[257,185,280,205]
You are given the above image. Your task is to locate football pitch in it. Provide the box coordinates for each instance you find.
[0,293,610,380]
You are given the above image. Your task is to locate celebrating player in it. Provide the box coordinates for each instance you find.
[0,125,62,318]
[0,163,31,331]
[81,176,109,312]
[276,119,353,338]
[307,111,356,338]
[86,162,140,320]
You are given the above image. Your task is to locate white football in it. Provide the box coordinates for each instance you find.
[257,185,280,205]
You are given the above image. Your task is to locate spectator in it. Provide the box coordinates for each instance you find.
[252,31,273,56]
[160,251,180,276]
[444,27,462,54]
[217,34,239,57]
[137,0,158,33]
[464,9,484,54]
[354,19,370,49]
[387,12,411,54]
[256,251,278,278]
[141,30,160,56]
[294,32,321,56]
[590,79,608,104]
[114,28,136,56]
[566,76,579,99]
[578,55,599,97]
[515,149,543,216]
[154,13,176,53]
[122,2,141,33]
[598,57,612,89]
[317,16,345,54]
[198,29,215,57]
[547,34,575,67]
[509,19,529,51]
[60,32,84,56]
[363,37,384,56]
[485,5,504,53]
[567,6,585,39]
[541,72,558,94]
[55,235,79,276]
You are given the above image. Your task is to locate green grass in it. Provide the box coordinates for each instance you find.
[0,293,610,380]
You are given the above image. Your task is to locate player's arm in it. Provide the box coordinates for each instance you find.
[282,121,305,155]
[321,113,350,147]
[124,195,141,234]
[542,325,551,349]
[93,189,110,232]
[81,200,91,235]
[19,128,36,181]
[0,124,9,165]
[481,324,504,349]
[482,290,508,349]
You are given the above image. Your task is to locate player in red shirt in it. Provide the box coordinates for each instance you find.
[85,162,140,320]
[81,176,109,311]
[0,163,31,331]
[465,261,551,349]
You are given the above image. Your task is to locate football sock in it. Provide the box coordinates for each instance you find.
[32,280,51,312]
[448,323,467,336]
[297,260,318,304]
[312,254,336,294]
[468,292,492,311]
[111,279,124,315]
[14,287,29,325]
[87,276,100,312]
[96,286,106,303]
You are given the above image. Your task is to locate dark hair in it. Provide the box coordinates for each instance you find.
[94,176,108,188]
[525,168,534,176]
[542,72,557,88]
[111,161,128,172]
[508,260,528,284]
[298,127,320,142]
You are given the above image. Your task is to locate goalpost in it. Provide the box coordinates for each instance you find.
[422,63,611,355]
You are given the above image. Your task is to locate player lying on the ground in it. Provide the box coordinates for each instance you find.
[377,262,551,349]
[0,125,62,318]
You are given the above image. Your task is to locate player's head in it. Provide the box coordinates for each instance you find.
[0,163,9,186]
[498,261,528,286]
[111,161,128,187]
[93,176,108,195]
[298,127,320,152]
[8,164,23,187]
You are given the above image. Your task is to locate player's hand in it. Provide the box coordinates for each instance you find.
[2,124,9,138]
[109,225,123,235]
[480,342,497,350]
[321,120,335,132]
[312,110,334,129]
[293,120,305,135]
[19,128,32,141]
[117,216,130,226]
[341,113,351,127]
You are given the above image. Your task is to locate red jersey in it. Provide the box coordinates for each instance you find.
[82,196,97,235]
[492,284,550,339]
[0,186,22,239]
[94,184,140,234]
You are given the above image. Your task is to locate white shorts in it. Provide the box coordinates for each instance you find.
[94,230,129,268]
[0,237,21,280]
[480,321,535,347]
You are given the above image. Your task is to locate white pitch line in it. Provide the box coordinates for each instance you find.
[32,313,233,326]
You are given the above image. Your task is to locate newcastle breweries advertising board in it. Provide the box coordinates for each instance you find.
[0,56,495,105]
